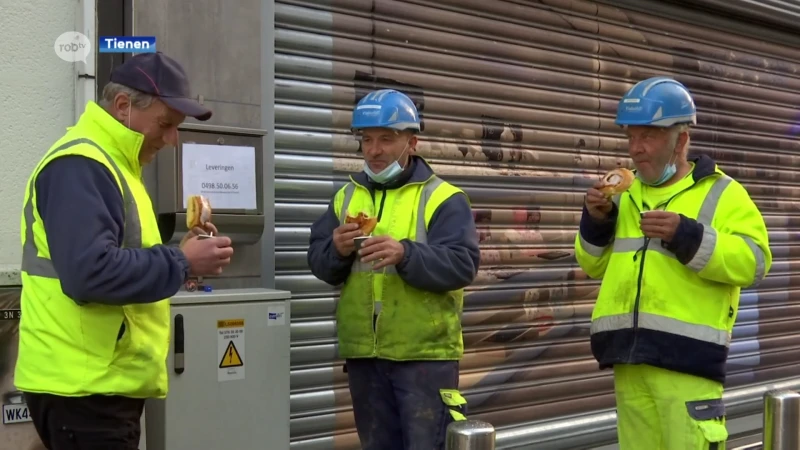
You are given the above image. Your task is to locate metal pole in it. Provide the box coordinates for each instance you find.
[446,420,496,450]
[763,389,800,450]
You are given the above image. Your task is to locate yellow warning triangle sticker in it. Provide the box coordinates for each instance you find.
[219,341,243,368]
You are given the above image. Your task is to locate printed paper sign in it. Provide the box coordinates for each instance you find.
[182,143,257,210]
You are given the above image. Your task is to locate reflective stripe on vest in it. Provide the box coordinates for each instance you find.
[337,176,444,313]
[592,312,730,347]
[590,174,766,347]
[605,175,766,280]
[21,138,143,279]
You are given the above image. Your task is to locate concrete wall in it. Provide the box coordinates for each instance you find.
[0,2,77,277]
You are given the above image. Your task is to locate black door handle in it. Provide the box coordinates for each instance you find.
[174,314,185,374]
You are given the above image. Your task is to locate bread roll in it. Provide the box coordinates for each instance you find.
[599,168,635,197]
[186,195,212,230]
[345,212,378,235]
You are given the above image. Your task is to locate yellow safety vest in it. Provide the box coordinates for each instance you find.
[333,170,466,360]
[15,102,171,398]
[575,165,771,383]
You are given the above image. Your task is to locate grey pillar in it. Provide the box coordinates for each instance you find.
[446,420,496,450]
[763,389,800,450]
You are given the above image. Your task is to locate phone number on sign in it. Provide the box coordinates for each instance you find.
[201,182,239,190]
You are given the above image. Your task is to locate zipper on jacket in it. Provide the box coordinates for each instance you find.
[369,188,388,222]
[370,189,386,356]
[628,237,649,361]
[366,178,428,356]
[377,191,387,221]
[627,193,678,361]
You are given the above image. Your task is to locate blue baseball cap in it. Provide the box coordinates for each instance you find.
[110,51,212,121]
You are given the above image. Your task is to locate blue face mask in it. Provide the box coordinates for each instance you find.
[638,152,677,186]
[363,142,410,184]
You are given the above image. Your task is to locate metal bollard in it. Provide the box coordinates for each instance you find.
[763,389,800,450]
[446,420,496,450]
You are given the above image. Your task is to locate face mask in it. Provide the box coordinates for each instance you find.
[638,148,677,186]
[363,141,410,184]
[125,103,132,129]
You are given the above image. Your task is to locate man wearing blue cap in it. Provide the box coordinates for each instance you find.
[308,89,481,449]
[15,52,234,449]
[575,76,771,449]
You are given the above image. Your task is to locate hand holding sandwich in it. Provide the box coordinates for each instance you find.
[585,168,634,220]
[180,194,233,276]
[585,182,614,221]
[181,195,219,246]
[333,223,363,257]
[334,211,404,269]
[334,212,378,257]
[181,222,219,247]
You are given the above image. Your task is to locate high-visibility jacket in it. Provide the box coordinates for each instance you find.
[333,168,466,360]
[575,156,771,383]
[15,101,171,398]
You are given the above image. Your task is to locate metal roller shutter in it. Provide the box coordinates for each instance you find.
[668,0,800,32]
[274,0,800,448]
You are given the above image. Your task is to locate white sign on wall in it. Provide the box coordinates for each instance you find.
[181,143,257,210]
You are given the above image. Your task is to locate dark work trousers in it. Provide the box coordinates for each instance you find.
[345,357,461,450]
[24,392,145,450]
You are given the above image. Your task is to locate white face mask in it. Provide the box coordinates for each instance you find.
[638,151,677,186]
[363,141,410,184]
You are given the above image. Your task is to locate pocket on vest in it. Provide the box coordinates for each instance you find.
[81,305,126,365]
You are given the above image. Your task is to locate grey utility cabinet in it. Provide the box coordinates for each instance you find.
[144,288,291,450]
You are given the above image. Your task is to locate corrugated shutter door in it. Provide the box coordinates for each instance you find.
[275,0,800,447]
[671,0,800,31]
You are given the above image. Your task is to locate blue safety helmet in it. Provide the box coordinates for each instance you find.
[351,89,421,133]
[615,76,697,127]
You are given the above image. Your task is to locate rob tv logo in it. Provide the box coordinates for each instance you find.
[53,32,92,63]
[99,36,157,53]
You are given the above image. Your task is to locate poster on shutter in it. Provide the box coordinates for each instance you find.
[217,319,245,382]
[0,289,46,450]
[181,143,257,211]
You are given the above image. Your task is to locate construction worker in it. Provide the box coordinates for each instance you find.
[15,52,234,449]
[575,76,771,449]
[307,89,481,450]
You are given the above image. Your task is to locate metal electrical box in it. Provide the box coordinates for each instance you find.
[144,288,291,450]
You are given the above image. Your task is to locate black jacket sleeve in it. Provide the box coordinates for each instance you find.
[396,193,481,292]
[35,156,190,305]
[307,200,356,286]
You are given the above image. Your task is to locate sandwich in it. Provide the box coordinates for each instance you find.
[598,168,635,197]
[186,195,212,230]
[345,212,378,235]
